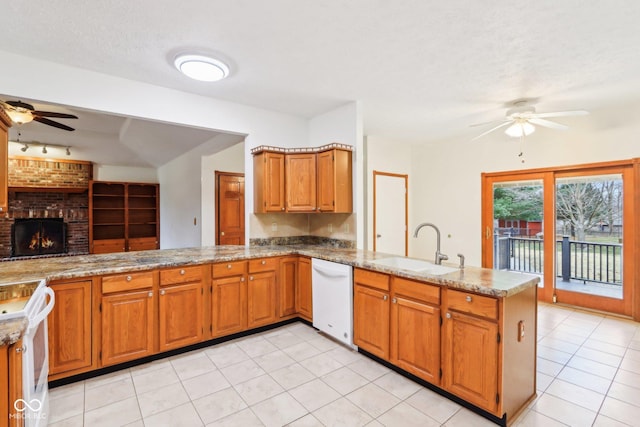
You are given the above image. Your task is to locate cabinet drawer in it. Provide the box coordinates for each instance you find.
[249,257,278,273]
[212,261,247,278]
[447,290,498,320]
[102,271,154,294]
[160,265,203,286]
[354,268,390,291]
[392,277,440,305]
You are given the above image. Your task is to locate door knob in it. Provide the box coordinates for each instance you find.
[221,231,225,236]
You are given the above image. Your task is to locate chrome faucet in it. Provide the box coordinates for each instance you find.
[413,222,449,265]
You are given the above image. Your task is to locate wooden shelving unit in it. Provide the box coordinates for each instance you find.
[89,181,159,254]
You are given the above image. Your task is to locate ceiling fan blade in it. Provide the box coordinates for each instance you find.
[528,118,568,130]
[471,120,512,141]
[535,110,589,118]
[5,100,35,111]
[33,116,75,131]
[32,111,78,119]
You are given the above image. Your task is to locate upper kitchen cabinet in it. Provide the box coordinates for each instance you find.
[252,144,353,214]
[317,148,352,213]
[286,152,317,212]
[89,181,159,254]
[0,109,10,213]
[253,151,286,213]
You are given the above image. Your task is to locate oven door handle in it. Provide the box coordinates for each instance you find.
[30,287,56,327]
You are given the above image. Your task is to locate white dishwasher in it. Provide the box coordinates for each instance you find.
[312,258,354,348]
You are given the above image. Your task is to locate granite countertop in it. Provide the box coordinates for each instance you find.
[0,245,539,345]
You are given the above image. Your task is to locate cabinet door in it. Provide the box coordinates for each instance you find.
[279,257,297,317]
[296,257,312,320]
[159,282,204,351]
[101,290,155,366]
[286,153,317,212]
[48,281,92,376]
[254,152,286,213]
[390,296,440,385]
[212,275,247,336]
[316,150,335,212]
[442,310,499,413]
[247,271,277,328]
[318,149,352,213]
[353,284,390,359]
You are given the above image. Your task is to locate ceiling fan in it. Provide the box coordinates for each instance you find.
[1,100,78,131]
[471,99,588,140]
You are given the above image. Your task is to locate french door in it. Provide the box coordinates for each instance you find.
[482,161,636,317]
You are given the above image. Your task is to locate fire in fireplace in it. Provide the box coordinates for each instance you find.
[11,218,68,257]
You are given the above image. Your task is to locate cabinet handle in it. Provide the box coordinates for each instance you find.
[240,277,245,282]
[227,264,232,269]
[465,296,473,302]
[126,275,132,282]
[261,260,266,265]
[281,207,285,211]
[160,289,165,296]
[383,295,388,301]
[148,292,153,298]
[392,298,397,304]
[180,269,185,275]
[249,276,254,281]
[446,312,451,319]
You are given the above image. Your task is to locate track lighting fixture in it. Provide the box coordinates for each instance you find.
[9,140,72,156]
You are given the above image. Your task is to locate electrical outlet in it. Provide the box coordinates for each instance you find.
[328,224,333,232]
[271,222,278,232]
[343,223,349,233]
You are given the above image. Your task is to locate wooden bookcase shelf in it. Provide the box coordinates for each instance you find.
[89,181,159,254]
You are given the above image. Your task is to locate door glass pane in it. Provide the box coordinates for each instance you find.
[492,180,544,286]
[554,174,623,299]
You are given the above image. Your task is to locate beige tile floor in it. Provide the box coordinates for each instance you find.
[48,302,640,426]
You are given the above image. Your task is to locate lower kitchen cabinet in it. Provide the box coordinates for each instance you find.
[279,256,298,317]
[442,309,499,412]
[442,289,500,413]
[390,277,441,385]
[48,280,93,377]
[1,340,23,427]
[247,271,277,328]
[247,258,278,328]
[296,257,312,320]
[211,261,247,337]
[353,268,390,359]
[158,266,204,351]
[101,272,156,366]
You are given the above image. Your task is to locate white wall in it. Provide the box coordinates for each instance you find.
[0,51,309,249]
[364,136,413,252]
[308,102,364,247]
[93,164,158,183]
[409,104,640,267]
[201,142,245,247]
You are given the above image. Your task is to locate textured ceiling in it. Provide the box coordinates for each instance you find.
[1,1,640,164]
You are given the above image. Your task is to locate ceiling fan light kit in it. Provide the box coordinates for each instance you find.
[505,121,535,137]
[174,54,230,82]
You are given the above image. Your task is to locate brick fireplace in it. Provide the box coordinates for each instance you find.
[0,157,92,259]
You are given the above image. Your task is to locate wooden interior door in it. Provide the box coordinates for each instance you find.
[216,172,245,245]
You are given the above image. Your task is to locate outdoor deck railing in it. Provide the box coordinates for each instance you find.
[494,235,623,286]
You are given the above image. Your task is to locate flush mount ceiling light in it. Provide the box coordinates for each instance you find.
[174,54,230,82]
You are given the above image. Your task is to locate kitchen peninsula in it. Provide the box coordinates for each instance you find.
[0,245,539,426]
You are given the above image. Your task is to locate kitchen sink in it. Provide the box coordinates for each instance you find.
[370,256,458,275]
